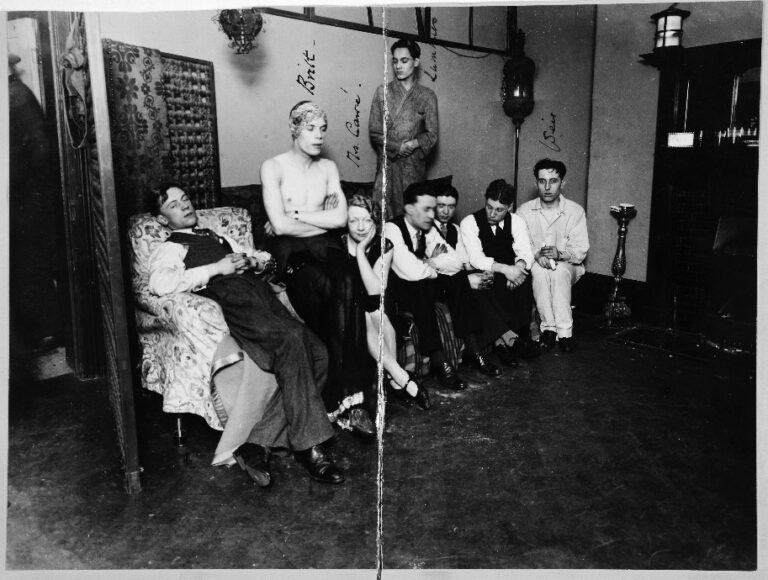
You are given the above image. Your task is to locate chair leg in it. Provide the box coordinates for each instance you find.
[172,414,187,448]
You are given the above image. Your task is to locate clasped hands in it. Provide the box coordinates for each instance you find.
[397,139,419,158]
[535,245,561,270]
[215,251,275,276]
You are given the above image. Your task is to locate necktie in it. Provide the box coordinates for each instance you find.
[440,223,448,239]
[193,227,224,244]
[415,230,427,258]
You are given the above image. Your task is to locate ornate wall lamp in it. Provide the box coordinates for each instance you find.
[214,8,264,55]
[501,29,535,210]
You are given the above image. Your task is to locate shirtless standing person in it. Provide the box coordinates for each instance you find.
[261,101,375,435]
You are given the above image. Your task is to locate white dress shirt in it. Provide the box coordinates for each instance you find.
[148,228,271,296]
[459,212,534,271]
[383,219,464,281]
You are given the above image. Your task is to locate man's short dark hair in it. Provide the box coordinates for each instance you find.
[485,179,515,206]
[403,181,435,206]
[391,38,421,59]
[437,185,459,202]
[533,158,567,179]
[149,181,180,213]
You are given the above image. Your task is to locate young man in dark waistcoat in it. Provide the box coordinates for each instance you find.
[147,184,344,485]
[459,179,540,364]
[434,185,528,375]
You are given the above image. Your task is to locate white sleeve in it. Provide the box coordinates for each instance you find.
[383,222,437,281]
[452,224,470,266]
[148,242,218,295]
[426,227,463,275]
[510,213,535,269]
[459,214,495,271]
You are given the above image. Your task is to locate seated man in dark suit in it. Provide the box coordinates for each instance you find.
[147,183,344,485]
[459,179,540,364]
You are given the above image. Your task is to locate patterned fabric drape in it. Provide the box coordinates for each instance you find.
[103,39,170,223]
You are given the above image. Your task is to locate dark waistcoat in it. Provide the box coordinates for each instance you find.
[471,209,516,264]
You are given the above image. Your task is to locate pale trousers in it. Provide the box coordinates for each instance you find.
[531,262,585,338]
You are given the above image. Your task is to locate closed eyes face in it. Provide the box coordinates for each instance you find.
[485,198,510,225]
[392,47,419,81]
[296,117,328,156]
[159,187,198,230]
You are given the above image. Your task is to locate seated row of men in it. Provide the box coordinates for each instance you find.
[146,101,589,489]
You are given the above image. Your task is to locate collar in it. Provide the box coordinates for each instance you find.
[174,227,196,234]
[532,195,568,214]
[404,218,424,239]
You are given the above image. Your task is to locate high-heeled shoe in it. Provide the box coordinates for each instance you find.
[390,373,431,411]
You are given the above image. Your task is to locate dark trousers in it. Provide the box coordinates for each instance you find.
[491,273,534,337]
[200,274,334,451]
[270,235,353,413]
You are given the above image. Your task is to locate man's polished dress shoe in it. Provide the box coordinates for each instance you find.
[348,407,376,437]
[510,338,542,359]
[466,352,502,377]
[233,443,272,488]
[493,344,520,368]
[540,330,557,350]
[433,362,467,390]
[558,337,574,352]
[295,444,345,484]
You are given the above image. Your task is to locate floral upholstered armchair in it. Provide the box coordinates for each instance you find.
[127,206,256,431]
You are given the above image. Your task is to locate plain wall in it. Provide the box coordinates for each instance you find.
[98,9,517,217]
[587,1,763,281]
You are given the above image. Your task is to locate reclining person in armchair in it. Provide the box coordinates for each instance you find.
[147,182,345,485]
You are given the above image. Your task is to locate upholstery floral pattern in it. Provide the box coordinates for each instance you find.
[128,206,255,430]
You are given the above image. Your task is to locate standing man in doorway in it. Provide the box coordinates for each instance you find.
[517,159,589,352]
[369,38,439,218]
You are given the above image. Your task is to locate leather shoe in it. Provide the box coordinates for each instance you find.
[348,407,375,437]
[466,352,502,377]
[540,330,557,350]
[558,337,574,352]
[433,362,466,390]
[233,443,272,488]
[493,344,520,368]
[510,338,542,359]
[407,375,432,410]
[295,445,345,484]
[387,384,414,408]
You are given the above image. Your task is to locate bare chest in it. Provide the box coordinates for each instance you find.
[280,164,328,210]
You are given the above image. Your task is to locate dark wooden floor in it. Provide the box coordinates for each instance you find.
[6,315,757,571]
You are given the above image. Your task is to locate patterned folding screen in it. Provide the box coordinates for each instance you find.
[103,39,220,222]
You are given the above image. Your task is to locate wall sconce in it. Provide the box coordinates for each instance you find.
[650,4,690,50]
[501,29,535,210]
[214,8,263,54]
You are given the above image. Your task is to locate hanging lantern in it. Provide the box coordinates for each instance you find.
[214,8,263,55]
[501,29,535,127]
[650,5,690,50]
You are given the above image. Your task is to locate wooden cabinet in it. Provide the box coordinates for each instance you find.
[641,39,760,348]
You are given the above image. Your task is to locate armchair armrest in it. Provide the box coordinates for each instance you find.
[138,291,229,338]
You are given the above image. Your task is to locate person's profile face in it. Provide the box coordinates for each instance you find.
[392,47,419,82]
[484,197,510,225]
[535,168,565,204]
[435,195,457,224]
[406,194,436,231]
[347,205,375,243]
[295,116,327,157]
[158,187,198,230]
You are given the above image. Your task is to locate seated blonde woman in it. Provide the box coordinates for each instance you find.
[343,193,430,411]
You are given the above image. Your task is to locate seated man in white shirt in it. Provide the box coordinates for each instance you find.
[147,183,344,485]
[459,179,539,365]
[516,159,589,352]
[435,185,524,375]
[383,182,469,390]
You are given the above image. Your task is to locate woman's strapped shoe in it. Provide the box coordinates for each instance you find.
[233,443,272,488]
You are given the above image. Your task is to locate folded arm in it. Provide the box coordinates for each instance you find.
[260,158,326,237]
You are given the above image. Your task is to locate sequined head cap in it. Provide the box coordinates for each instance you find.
[289,101,327,139]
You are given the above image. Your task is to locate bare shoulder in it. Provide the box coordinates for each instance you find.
[316,157,339,175]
